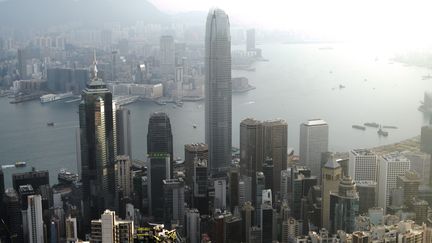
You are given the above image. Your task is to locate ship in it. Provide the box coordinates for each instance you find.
[383,125,398,129]
[193,124,197,129]
[377,127,389,137]
[15,161,27,167]
[40,92,74,103]
[364,122,380,128]
[58,169,78,185]
[352,125,366,130]
[47,122,55,126]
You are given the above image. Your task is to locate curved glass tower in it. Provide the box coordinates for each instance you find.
[205,8,232,174]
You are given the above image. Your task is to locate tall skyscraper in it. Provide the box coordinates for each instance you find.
[214,179,227,210]
[27,194,44,243]
[186,209,200,243]
[321,155,342,230]
[329,176,359,234]
[246,29,256,51]
[116,107,132,158]
[90,210,133,242]
[396,170,421,206]
[229,167,240,211]
[193,159,208,214]
[261,202,276,242]
[356,180,377,214]
[348,149,378,182]
[115,155,132,201]
[205,8,232,175]
[263,119,288,193]
[147,112,173,176]
[160,35,175,76]
[148,153,171,221]
[241,201,255,243]
[299,119,329,177]
[184,143,208,187]
[4,189,23,242]
[377,152,411,211]
[163,178,185,227]
[79,57,116,229]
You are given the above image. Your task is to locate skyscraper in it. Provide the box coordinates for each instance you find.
[163,178,185,228]
[148,153,171,222]
[147,112,173,176]
[348,149,378,182]
[377,152,411,211]
[329,176,359,234]
[79,56,116,230]
[299,119,329,177]
[116,106,132,158]
[321,155,342,230]
[27,194,44,243]
[160,35,175,76]
[263,119,288,193]
[115,155,132,201]
[184,143,208,187]
[205,8,232,175]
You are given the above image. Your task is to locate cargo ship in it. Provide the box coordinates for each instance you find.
[352,125,366,130]
[40,92,74,103]
[364,122,380,128]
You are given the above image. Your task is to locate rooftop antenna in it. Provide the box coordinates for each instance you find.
[92,49,98,80]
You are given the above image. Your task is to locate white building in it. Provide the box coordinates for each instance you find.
[299,119,329,177]
[27,195,44,243]
[378,152,411,211]
[91,210,133,243]
[349,149,378,181]
[214,179,227,210]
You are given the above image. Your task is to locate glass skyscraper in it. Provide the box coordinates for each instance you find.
[205,8,232,174]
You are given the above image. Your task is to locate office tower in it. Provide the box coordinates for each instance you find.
[79,59,116,230]
[321,155,342,230]
[396,170,421,206]
[193,159,209,215]
[12,170,49,192]
[148,153,170,221]
[185,143,208,187]
[186,209,200,243]
[368,207,384,226]
[240,118,263,206]
[160,35,175,76]
[212,211,231,243]
[329,176,359,234]
[378,152,411,211]
[115,155,132,201]
[241,202,255,243]
[90,210,133,242]
[214,179,227,210]
[421,125,432,185]
[116,107,132,158]
[281,170,290,201]
[27,195,44,243]
[261,202,276,243]
[163,178,185,227]
[282,217,302,243]
[291,166,318,219]
[256,172,266,206]
[225,216,242,242]
[205,8,232,175]
[147,112,173,176]
[4,189,23,242]
[411,198,429,224]
[263,158,274,192]
[263,119,288,193]
[356,180,377,214]
[349,149,378,181]
[299,119,329,177]
[65,216,78,243]
[229,167,240,211]
[246,29,256,51]
[249,226,262,243]
[47,68,74,93]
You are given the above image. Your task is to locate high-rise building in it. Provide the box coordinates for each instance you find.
[329,176,359,234]
[241,201,255,243]
[352,231,370,243]
[65,216,78,243]
[249,226,262,243]
[147,112,173,176]
[263,119,288,194]
[299,119,329,177]
[321,155,342,230]
[79,59,116,229]
[349,149,378,182]
[4,189,23,242]
[185,208,200,243]
[229,167,240,211]
[246,29,256,51]
[115,107,132,158]
[90,210,133,243]
[356,180,377,214]
[148,153,171,221]
[12,170,49,192]
[193,159,208,215]
[163,178,185,227]
[225,216,242,242]
[185,143,208,187]
[27,194,44,243]
[240,118,263,177]
[291,166,318,219]
[262,158,274,193]
[205,8,232,175]
[214,179,227,210]
[280,169,290,201]
[378,152,411,211]
[261,202,276,243]
[115,155,132,201]
[396,170,421,206]
[160,35,175,76]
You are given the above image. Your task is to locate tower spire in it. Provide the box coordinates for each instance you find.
[92,49,98,80]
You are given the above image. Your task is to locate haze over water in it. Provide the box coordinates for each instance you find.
[0,42,429,186]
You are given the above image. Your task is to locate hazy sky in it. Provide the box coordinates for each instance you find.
[150,0,432,46]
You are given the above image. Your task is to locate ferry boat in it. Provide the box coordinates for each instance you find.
[58,169,78,184]
[352,125,366,130]
[15,161,27,167]
[47,122,55,126]
[364,122,380,128]
[40,92,74,103]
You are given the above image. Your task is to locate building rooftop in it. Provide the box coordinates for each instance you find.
[351,149,376,156]
[241,118,261,126]
[303,119,328,126]
[381,152,410,162]
[185,143,208,151]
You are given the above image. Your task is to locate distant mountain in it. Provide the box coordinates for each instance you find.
[0,0,169,28]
